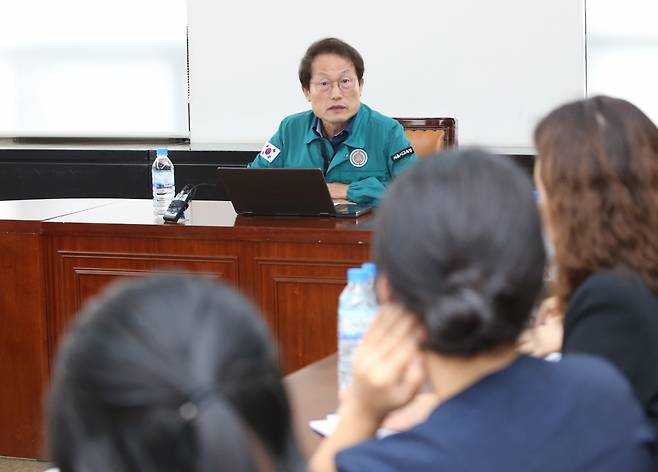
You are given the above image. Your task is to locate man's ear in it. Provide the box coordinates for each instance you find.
[375,273,394,304]
[302,86,311,101]
[358,78,364,94]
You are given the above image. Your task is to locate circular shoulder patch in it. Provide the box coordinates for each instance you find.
[349,149,368,167]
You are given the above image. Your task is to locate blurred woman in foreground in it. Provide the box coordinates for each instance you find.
[310,150,654,472]
[47,275,304,472]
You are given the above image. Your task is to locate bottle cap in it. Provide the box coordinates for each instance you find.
[361,262,377,279]
[156,148,168,157]
[347,268,367,283]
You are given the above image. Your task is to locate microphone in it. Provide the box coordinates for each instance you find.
[163,185,194,223]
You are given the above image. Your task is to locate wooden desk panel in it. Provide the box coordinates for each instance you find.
[0,200,114,459]
[43,201,371,373]
[0,231,49,459]
[254,244,367,373]
[0,199,370,459]
[44,234,246,359]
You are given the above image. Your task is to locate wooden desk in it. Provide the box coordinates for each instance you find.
[0,199,371,459]
[285,354,338,458]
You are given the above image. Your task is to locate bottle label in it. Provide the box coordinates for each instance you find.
[338,306,377,340]
[152,171,174,189]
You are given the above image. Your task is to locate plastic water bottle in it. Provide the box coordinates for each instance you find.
[152,148,175,216]
[361,262,378,297]
[361,262,379,312]
[338,268,378,391]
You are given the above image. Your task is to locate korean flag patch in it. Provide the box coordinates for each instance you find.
[259,142,281,163]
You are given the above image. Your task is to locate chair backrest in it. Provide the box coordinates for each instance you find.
[394,117,457,158]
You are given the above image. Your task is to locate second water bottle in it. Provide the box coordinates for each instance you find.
[338,267,378,391]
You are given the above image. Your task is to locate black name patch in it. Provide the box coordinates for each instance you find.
[391,147,414,161]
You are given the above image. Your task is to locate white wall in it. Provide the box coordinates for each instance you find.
[188,0,585,154]
[0,0,188,138]
[587,0,658,124]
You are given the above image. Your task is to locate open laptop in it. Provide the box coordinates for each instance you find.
[217,167,372,218]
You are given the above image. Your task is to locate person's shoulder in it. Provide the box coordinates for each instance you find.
[359,103,402,135]
[574,271,651,300]
[568,270,658,325]
[513,354,626,392]
[541,353,647,424]
[357,104,407,155]
[335,428,450,472]
[359,103,401,130]
[556,354,652,431]
[557,352,628,385]
[511,354,631,403]
[278,109,314,131]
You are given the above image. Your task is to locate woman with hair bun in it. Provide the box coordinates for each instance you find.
[46,275,304,472]
[310,150,653,472]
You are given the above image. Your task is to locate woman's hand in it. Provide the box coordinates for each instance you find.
[310,304,426,472]
[342,304,426,424]
[518,297,564,357]
[382,391,440,431]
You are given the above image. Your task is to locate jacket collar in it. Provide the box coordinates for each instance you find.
[303,103,370,148]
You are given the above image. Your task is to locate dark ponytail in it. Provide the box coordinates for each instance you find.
[47,275,304,472]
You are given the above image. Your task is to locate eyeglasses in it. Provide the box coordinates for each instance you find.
[311,77,357,93]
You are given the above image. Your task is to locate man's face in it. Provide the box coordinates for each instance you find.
[302,53,363,134]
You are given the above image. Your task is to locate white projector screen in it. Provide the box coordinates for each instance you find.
[188,0,585,154]
[0,0,189,139]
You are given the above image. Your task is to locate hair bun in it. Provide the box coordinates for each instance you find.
[423,283,497,355]
[374,150,546,355]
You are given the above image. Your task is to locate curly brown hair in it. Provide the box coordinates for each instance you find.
[534,96,658,314]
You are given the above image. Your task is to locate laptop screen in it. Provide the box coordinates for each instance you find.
[217,167,371,218]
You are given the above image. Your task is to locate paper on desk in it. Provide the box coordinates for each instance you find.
[545,352,562,362]
[310,414,398,439]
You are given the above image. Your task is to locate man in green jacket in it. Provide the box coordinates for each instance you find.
[249,38,416,205]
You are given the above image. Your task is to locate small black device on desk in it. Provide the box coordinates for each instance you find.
[163,185,194,223]
[217,167,372,218]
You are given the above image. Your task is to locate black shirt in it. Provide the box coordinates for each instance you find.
[563,271,658,470]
